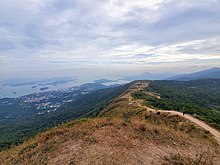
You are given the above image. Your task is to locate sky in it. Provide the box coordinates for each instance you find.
[0,0,220,79]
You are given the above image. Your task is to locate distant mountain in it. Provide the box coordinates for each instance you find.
[2,77,75,87]
[168,67,220,81]
[124,72,175,81]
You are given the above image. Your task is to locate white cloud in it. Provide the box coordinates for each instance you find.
[0,0,220,75]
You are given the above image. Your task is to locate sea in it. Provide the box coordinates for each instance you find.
[0,78,129,99]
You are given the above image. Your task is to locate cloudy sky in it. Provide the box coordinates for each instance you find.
[0,0,220,78]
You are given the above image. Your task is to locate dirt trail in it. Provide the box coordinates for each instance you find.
[127,81,220,145]
[155,108,220,145]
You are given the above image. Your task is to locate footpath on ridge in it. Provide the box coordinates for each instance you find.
[125,81,220,145]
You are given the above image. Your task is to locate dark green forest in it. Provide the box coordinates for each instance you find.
[133,79,220,130]
[0,84,129,150]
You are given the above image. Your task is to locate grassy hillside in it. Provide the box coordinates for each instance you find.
[0,81,219,165]
[0,84,130,151]
[133,79,220,130]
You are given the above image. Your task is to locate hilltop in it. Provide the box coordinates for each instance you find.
[168,67,220,81]
[0,81,219,165]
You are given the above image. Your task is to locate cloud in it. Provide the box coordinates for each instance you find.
[0,0,220,75]
[134,54,159,58]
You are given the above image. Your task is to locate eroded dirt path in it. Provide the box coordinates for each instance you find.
[156,109,220,145]
[127,81,220,145]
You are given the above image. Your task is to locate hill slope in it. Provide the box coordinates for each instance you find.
[0,83,130,150]
[133,79,220,130]
[168,67,220,81]
[1,81,219,165]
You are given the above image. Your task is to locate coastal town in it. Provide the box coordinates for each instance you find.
[0,83,107,117]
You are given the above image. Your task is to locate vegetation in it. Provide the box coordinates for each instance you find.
[133,79,220,130]
[0,84,130,150]
[1,82,218,164]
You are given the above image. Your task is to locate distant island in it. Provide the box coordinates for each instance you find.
[94,79,115,83]
[38,79,75,86]
[40,87,49,91]
[3,77,76,87]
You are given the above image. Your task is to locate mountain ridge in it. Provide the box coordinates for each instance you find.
[167,67,220,81]
[1,80,219,165]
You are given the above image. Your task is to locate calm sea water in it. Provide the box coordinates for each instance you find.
[0,79,129,98]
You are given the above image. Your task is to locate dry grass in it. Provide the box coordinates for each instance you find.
[0,81,219,165]
[1,115,219,165]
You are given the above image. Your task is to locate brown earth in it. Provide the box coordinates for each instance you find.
[0,81,219,165]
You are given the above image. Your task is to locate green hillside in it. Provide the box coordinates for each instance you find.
[0,81,219,165]
[0,84,130,150]
[133,79,220,130]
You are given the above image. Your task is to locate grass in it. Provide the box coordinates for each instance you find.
[1,113,217,164]
[163,151,216,165]
[0,81,219,165]
[134,80,220,131]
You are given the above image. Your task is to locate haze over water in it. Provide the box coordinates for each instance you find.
[1,0,220,97]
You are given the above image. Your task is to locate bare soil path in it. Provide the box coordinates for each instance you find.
[156,109,220,145]
[127,81,220,145]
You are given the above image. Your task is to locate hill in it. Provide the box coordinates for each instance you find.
[133,79,220,130]
[0,83,130,150]
[0,81,219,165]
[168,67,220,81]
